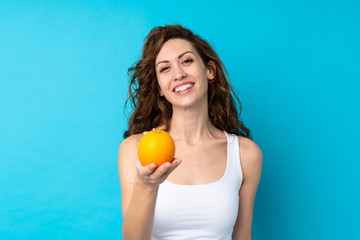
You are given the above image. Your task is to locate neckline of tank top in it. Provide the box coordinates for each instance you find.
[163,131,233,188]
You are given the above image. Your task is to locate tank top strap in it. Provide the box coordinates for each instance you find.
[143,128,156,135]
[224,131,243,185]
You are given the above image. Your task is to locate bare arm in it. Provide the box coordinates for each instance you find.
[118,135,181,240]
[232,137,263,240]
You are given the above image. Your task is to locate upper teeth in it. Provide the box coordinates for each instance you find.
[175,84,193,93]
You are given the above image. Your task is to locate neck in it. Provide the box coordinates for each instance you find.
[168,104,219,144]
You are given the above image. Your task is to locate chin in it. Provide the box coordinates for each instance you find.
[172,97,206,109]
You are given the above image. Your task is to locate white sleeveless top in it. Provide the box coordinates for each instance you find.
[151,131,243,240]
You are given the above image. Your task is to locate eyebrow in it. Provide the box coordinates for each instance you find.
[156,51,194,68]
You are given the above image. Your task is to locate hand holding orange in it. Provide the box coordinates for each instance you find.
[138,130,175,167]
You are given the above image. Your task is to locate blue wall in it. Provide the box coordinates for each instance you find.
[1,0,359,239]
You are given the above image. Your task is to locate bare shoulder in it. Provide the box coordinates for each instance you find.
[118,133,143,180]
[238,136,263,162]
[118,133,143,156]
[238,136,263,180]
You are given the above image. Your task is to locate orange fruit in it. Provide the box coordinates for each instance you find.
[138,130,175,167]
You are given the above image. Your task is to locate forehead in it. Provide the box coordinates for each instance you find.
[156,38,197,63]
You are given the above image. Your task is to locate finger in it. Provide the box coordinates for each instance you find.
[152,158,182,179]
[171,158,182,167]
[163,158,182,176]
[150,162,171,179]
[137,160,156,176]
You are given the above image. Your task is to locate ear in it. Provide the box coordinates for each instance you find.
[157,84,164,96]
[207,61,216,80]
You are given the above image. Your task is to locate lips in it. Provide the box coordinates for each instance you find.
[173,82,194,93]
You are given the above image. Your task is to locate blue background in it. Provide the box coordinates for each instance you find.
[1,0,359,239]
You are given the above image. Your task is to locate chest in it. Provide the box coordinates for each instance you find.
[151,133,243,239]
[168,140,227,185]
[152,174,240,239]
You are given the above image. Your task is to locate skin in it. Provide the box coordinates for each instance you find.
[119,39,262,240]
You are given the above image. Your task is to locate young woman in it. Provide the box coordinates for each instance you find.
[118,25,262,240]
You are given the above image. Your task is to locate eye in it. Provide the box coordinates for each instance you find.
[183,58,193,64]
[159,66,169,73]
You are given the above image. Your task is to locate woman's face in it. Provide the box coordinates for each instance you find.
[155,38,214,109]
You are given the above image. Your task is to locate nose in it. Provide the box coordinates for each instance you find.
[174,65,186,81]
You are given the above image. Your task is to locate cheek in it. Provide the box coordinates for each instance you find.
[157,76,171,92]
[157,76,164,87]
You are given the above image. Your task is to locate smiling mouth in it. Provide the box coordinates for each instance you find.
[174,83,194,93]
